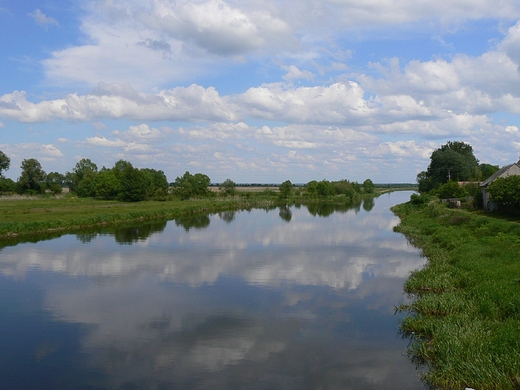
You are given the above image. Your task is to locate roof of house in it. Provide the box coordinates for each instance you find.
[480,162,519,187]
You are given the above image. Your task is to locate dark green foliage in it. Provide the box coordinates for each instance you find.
[17,158,46,193]
[436,180,467,199]
[219,178,236,196]
[173,171,210,200]
[141,168,169,197]
[94,169,121,199]
[410,193,428,205]
[418,141,479,192]
[316,180,333,197]
[0,150,10,178]
[46,172,65,194]
[75,170,97,197]
[479,163,499,181]
[0,178,16,193]
[363,178,375,193]
[333,179,356,197]
[487,175,520,211]
[68,158,98,193]
[279,180,293,198]
[119,163,148,202]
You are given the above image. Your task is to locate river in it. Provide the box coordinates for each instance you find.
[0,191,426,389]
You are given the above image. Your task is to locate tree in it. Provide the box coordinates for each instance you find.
[279,180,293,198]
[316,180,333,197]
[18,158,46,193]
[0,178,16,193]
[363,178,375,194]
[68,158,98,193]
[118,163,148,202]
[479,163,499,181]
[333,180,355,198]
[141,168,169,198]
[46,172,65,194]
[173,171,211,200]
[418,141,479,192]
[94,169,121,199]
[76,170,97,197]
[0,150,10,178]
[305,180,319,197]
[220,178,236,196]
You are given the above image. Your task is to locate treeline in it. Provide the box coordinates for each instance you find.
[0,150,376,202]
[0,156,170,202]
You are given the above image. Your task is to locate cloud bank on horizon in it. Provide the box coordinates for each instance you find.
[2,0,520,183]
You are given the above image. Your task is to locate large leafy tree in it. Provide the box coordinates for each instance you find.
[119,165,148,202]
[174,171,210,200]
[94,169,121,199]
[0,150,10,178]
[418,141,479,192]
[67,158,98,193]
[18,158,46,193]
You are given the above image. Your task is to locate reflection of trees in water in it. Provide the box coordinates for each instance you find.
[175,215,210,231]
[305,199,365,217]
[219,211,236,224]
[114,221,168,244]
[76,233,98,243]
[278,206,292,222]
[362,197,375,212]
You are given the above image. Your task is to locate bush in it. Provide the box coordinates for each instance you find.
[410,193,428,205]
[436,181,467,199]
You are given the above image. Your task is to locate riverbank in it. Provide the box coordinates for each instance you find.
[392,198,520,390]
[0,191,392,240]
[0,195,280,239]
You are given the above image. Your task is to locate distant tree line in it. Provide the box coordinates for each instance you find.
[0,150,376,202]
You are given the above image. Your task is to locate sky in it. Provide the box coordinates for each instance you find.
[2,1,520,184]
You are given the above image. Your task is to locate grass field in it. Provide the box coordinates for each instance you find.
[392,198,520,389]
[0,194,278,239]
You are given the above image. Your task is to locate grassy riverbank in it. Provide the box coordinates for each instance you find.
[0,194,281,239]
[0,190,386,240]
[392,199,520,389]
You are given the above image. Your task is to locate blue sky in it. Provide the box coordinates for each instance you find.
[2,0,520,184]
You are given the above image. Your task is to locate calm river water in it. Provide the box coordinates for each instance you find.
[0,191,426,389]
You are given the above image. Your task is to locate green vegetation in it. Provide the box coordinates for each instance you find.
[0,196,273,240]
[0,146,390,239]
[417,140,498,193]
[0,175,384,239]
[487,175,520,212]
[393,196,520,389]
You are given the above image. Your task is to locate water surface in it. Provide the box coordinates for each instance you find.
[0,191,425,389]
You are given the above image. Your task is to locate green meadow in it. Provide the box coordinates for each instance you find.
[0,194,278,239]
[393,198,520,390]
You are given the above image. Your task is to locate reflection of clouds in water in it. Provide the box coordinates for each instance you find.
[1,192,423,389]
[0,199,423,291]
[41,274,420,389]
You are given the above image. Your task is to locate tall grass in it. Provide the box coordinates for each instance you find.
[393,199,520,389]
